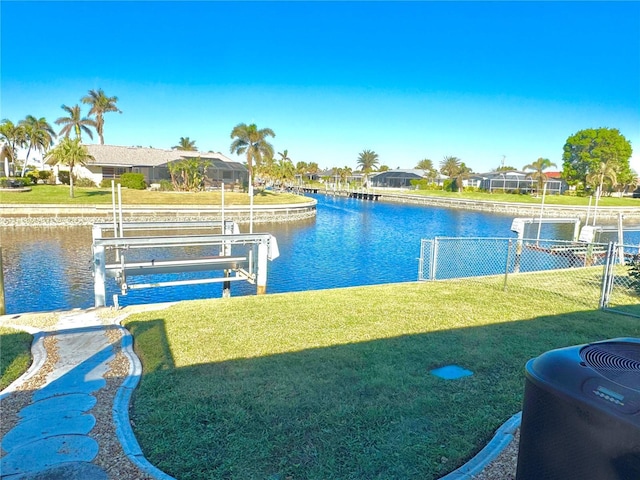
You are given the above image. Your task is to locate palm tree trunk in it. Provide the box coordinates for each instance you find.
[69,166,75,198]
[97,116,105,145]
[21,146,33,177]
[246,152,253,192]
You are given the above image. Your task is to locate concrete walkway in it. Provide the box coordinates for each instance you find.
[0,308,171,479]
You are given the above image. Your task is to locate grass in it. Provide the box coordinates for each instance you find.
[0,184,309,206]
[4,183,639,207]
[122,274,640,480]
[373,188,640,207]
[0,326,33,390]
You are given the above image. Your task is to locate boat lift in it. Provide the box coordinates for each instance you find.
[91,220,279,308]
[510,217,582,243]
[510,217,582,273]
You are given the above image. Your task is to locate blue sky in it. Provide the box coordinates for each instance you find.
[2,1,639,174]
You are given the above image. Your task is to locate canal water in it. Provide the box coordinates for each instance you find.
[0,193,588,314]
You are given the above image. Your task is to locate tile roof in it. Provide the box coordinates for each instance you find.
[80,144,240,168]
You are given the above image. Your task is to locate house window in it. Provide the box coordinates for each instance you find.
[102,167,129,179]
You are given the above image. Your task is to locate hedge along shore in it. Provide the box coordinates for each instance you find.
[379,192,640,222]
[0,201,318,227]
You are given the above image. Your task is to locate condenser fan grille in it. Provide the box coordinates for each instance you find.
[580,343,640,390]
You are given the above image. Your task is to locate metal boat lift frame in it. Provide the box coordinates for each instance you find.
[91,221,279,307]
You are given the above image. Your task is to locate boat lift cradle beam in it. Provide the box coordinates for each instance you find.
[510,217,582,243]
[93,220,240,234]
[92,230,278,307]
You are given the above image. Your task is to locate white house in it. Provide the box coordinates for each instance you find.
[46,144,248,187]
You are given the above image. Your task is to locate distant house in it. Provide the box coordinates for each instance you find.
[47,144,248,187]
[369,169,425,188]
[477,170,568,194]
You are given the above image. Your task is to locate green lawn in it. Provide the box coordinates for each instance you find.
[0,184,309,206]
[123,276,640,480]
[378,188,640,207]
[0,326,33,390]
[4,183,639,207]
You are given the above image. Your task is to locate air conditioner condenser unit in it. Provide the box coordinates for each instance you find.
[516,337,640,480]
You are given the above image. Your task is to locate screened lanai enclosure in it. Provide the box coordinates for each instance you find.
[369,170,424,188]
[139,157,248,187]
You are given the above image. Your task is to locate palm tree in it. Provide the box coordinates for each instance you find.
[277,149,291,163]
[276,157,296,187]
[44,137,94,197]
[523,157,557,194]
[295,161,308,171]
[173,137,197,151]
[275,150,294,186]
[587,161,617,198]
[357,149,379,173]
[19,115,56,176]
[416,158,437,184]
[1,144,13,176]
[439,155,464,192]
[416,158,433,172]
[55,104,97,142]
[307,162,320,177]
[622,170,639,195]
[357,149,379,188]
[81,89,121,145]
[229,123,275,190]
[0,119,25,167]
[335,165,353,189]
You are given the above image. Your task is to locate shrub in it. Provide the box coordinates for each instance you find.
[160,179,174,191]
[38,170,53,183]
[119,173,147,190]
[100,178,114,188]
[75,176,97,188]
[443,179,454,192]
[410,179,427,190]
[0,177,26,188]
[25,170,40,184]
[58,171,70,185]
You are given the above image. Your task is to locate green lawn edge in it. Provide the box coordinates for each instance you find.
[0,326,33,390]
[3,183,640,207]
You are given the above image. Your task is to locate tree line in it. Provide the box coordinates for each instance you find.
[411,128,635,196]
[0,89,120,178]
[2,88,635,199]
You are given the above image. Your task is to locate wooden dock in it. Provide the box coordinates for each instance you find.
[348,192,380,201]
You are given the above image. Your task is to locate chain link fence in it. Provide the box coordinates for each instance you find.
[418,237,640,317]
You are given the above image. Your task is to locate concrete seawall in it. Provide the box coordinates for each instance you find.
[0,201,318,227]
[3,193,640,226]
[378,193,640,222]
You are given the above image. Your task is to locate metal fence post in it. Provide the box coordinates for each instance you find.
[256,242,268,294]
[599,242,615,309]
[418,240,425,281]
[503,239,512,292]
[430,238,438,280]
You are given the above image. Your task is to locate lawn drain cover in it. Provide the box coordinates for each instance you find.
[430,365,473,380]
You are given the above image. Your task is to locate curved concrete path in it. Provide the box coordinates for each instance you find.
[0,309,172,479]
[1,308,520,479]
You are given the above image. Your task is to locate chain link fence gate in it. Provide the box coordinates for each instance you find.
[418,237,640,316]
